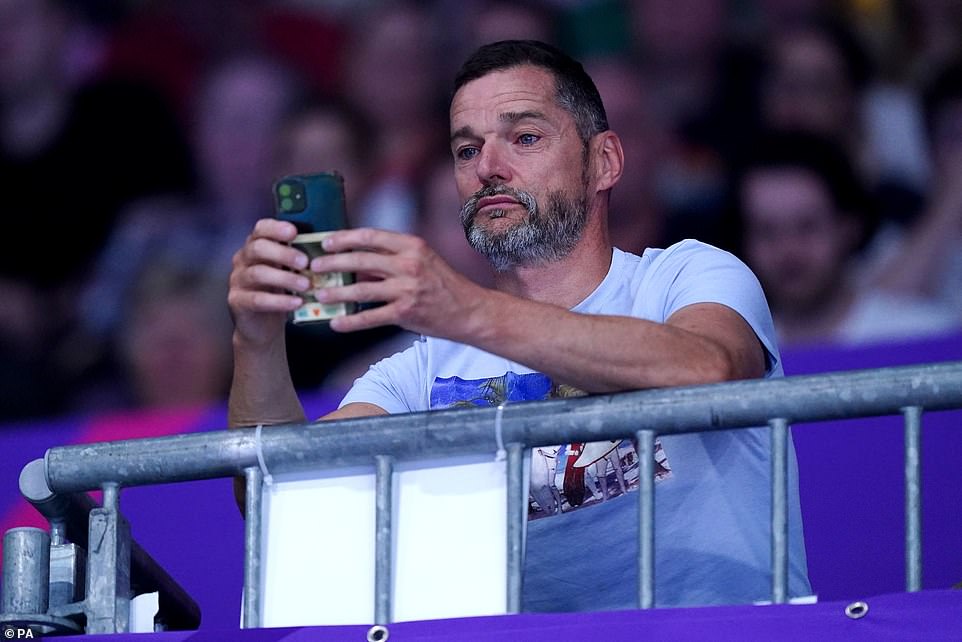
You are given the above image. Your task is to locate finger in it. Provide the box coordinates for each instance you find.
[229,289,303,313]
[329,303,398,333]
[251,217,300,241]
[238,263,311,294]
[245,237,309,271]
[321,228,422,254]
[310,251,397,278]
[315,279,395,304]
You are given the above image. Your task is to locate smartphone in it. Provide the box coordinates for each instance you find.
[272,171,356,323]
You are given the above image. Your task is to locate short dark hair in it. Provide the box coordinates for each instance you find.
[453,40,608,142]
[739,130,869,217]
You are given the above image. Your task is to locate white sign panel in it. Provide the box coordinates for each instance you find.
[260,455,508,625]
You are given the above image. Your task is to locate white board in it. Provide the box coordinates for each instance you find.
[260,455,508,625]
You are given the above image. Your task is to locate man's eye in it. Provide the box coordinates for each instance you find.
[518,133,540,145]
[457,146,479,160]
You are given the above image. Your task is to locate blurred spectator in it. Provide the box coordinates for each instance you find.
[75,257,233,412]
[870,57,962,322]
[102,0,347,122]
[271,95,405,391]
[757,15,931,224]
[341,1,447,233]
[0,0,193,420]
[626,0,761,246]
[733,131,957,347]
[73,55,303,408]
[586,55,667,254]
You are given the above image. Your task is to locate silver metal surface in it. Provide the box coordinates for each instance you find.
[242,467,263,629]
[844,600,869,619]
[42,362,962,494]
[636,430,655,609]
[11,360,962,631]
[506,444,524,614]
[48,541,85,608]
[18,471,200,630]
[769,418,789,604]
[902,406,923,592]
[85,496,131,633]
[2,527,50,615]
[374,455,394,625]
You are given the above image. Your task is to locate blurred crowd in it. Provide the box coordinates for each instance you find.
[2,0,961,422]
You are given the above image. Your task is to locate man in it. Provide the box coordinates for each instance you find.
[737,131,957,347]
[228,40,810,609]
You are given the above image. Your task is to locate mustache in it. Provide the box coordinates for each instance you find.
[459,184,537,226]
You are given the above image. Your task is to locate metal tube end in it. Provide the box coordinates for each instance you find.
[19,459,53,503]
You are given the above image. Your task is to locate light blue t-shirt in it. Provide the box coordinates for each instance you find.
[341,241,811,609]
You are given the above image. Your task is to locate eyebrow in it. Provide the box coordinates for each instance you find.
[450,110,550,143]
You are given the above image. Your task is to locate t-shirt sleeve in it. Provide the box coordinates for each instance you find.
[648,240,782,376]
[338,338,426,413]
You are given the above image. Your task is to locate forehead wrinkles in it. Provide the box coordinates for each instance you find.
[450,68,561,128]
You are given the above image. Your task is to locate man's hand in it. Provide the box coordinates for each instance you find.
[228,218,311,349]
[307,228,489,340]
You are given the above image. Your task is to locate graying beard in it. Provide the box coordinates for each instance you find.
[462,187,588,271]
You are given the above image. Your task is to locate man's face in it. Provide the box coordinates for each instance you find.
[742,168,854,313]
[449,66,592,270]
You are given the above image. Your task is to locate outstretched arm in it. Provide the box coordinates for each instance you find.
[312,229,765,393]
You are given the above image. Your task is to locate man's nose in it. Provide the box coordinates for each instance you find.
[476,143,512,186]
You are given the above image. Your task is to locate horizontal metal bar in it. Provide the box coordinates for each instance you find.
[42,362,962,494]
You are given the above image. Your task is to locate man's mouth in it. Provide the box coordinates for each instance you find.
[477,196,519,217]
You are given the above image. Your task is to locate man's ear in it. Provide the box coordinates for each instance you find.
[591,131,624,194]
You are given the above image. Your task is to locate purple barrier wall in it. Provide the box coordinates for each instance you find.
[1,334,960,629]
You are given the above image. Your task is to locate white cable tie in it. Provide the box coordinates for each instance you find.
[254,424,274,486]
[494,403,507,461]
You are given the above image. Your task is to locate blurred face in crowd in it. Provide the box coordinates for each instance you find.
[195,59,294,212]
[742,167,858,313]
[588,57,664,252]
[450,65,591,270]
[122,291,232,409]
[275,109,367,215]
[630,0,725,62]
[345,4,436,128]
[762,29,854,140]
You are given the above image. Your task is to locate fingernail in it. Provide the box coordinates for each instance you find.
[294,254,308,269]
[314,289,328,302]
[322,237,333,250]
[296,277,310,291]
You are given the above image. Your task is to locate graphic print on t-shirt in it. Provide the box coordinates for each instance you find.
[430,372,671,520]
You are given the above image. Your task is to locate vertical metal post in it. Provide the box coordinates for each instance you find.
[902,405,923,592]
[85,482,131,634]
[505,443,524,614]
[242,467,263,629]
[636,430,655,609]
[769,418,789,604]
[1,527,51,615]
[374,455,394,625]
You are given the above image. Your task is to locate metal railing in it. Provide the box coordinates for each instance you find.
[2,361,961,635]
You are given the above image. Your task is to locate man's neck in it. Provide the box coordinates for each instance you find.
[491,222,613,309]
